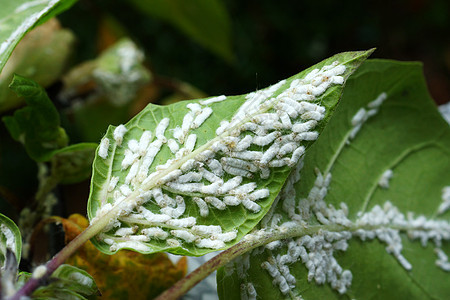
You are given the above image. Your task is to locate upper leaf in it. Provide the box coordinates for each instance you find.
[0,0,77,74]
[2,75,69,162]
[218,60,450,299]
[87,50,373,256]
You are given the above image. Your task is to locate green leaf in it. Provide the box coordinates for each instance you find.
[2,74,68,162]
[51,143,97,184]
[0,213,22,271]
[129,0,234,62]
[17,264,98,299]
[217,60,450,299]
[0,0,77,75]
[87,50,372,257]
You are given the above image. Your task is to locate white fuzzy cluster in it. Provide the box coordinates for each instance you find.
[224,253,257,300]
[378,169,393,189]
[1,224,16,270]
[349,92,387,140]
[93,61,346,251]
[438,186,450,215]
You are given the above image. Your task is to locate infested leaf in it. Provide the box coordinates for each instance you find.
[0,213,21,271]
[58,214,186,299]
[217,60,450,299]
[86,50,373,257]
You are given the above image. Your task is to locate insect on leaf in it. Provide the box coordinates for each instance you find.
[0,213,21,272]
[217,60,450,299]
[87,50,373,256]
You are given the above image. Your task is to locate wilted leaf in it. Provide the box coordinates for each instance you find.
[57,214,186,299]
[217,60,450,299]
[86,50,372,257]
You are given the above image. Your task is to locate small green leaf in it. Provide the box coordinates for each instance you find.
[2,75,68,162]
[129,0,234,62]
[51,143,97,184]
[218,60,450,299]
[87,50,372,257]
[0,0,77,74]
[0,213,22,271]
[17,264,98,299]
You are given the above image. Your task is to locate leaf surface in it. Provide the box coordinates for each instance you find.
[0,0,77,74]
[217,60,450,299]
[87,50,373,256]
[0,213,21,271]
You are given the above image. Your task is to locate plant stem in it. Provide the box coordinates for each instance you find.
[155,224,336,300]
[7,203,123,300]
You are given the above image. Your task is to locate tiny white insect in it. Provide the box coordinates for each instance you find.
[191,225,222,236]
[196,238,225,249]
[186,102,202,113]
[166,238,181,247]
[378,169,393,189]
[223,165,254,178]
[351,108,367,126]
[292,120,317,133]
[127,139,139,153]
[367,92,388,109]
[166,217,196,228]
[32,265,47,279]
[166,182,203,193]
[249,189,270,201]
[207,159,224,176]
[155,117,170,141]
[138,131,152,154]
[230,150,263,161]
[108,176,120,192]
[222,157,258,173]
[177,171,202,183]
[122,149,139,170]
[295,131,319,141]
[193,197,209,217]
[113,125,128,146]
[184,134,197,152]
[199,95,227,105]
[172,126,184,143]
[242,199,261,213]
[276,102,298,118]
[223,195,240,206]
[218,176,243,194]
[192,107,213,128]
[114,227,135,237]
[252,131,280,146]
[216,120,230,135]
[141,227,169,240]
[125,161,140,184]
[119,184,132,196]
[167,139,179,154]
[301,111,324,121]
[181,112,194,135]
[138,207,171,223]
[201,181,222,195]
[180,158,196,172]
[98,138,110,159]
[171,230,196,243]
[290,146,305,165]
[259,143,280,165]
[205,196,226,210]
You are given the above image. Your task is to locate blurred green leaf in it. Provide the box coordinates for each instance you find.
[129,0,234,62]
[0,0,77,75]
[2,75,68,162]
[0,18,75,113]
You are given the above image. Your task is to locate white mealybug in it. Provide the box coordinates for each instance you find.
[191,225,222,236]
[205,196,226,210]
[216,120,230,135]
[177,171,202,183]
[166,217,196,228]
[378,169,393,189]
[195,149,214,162]
[113,125,128,145]
[171,230,196,243]
[158,170,182,185]
[180,158,196,172]
[192,107,213,128]
[249,189,270,201]
[184,134,197,152]
[199,95,226,105]
[218,176,243,193]
[138,131,152,155]
[259,143,280,166]
[279,111,292,129]
[269,158,290,167]
[138,207,171,223]
[167,139,179,153]
[122,149,139,169]
[108,176,119,192]
[223,165,253,178]
[166,182,202,193]
[231,182,257,195]
[301,111,324,121]
[32,265,47,279]
[119,184,132,196]
[172,126,184,143]
[125,161,139,184]
[207,159,224,176]
[155,117,170,141]
[292,120,317,133]
[166,238,181,247]
[98,138,110,159]
[276,102,298,118]
[193,197,209,217]
[186,103,202,113]
[222,157,258,173]
[261,261,279,277]
[242,199,261,213]
[277,142,297,157]
[201,181,222,195]
[181,112,194,134]
[127,139,139,153]
[296,131,319,141]
[252,131,281,146]
[290,146,305,166]
[114,227,135,237]
[141,227,169,240]
[161,195,186,218]
[223,196,240,206]
[351,108,367,126]
[212,230,237,242]
[368,92,388,109]
[196,238,225,249]
[235,135,253,152]
[230,150,263,161]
